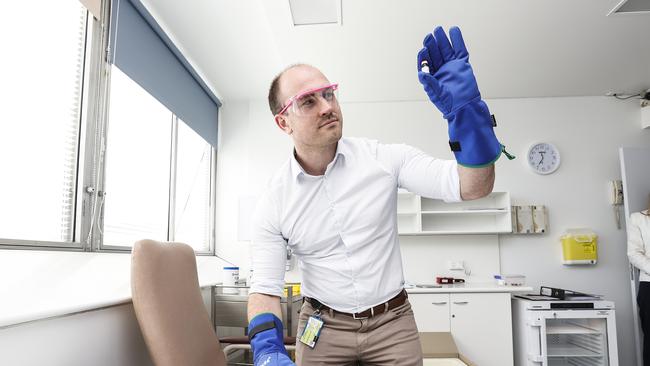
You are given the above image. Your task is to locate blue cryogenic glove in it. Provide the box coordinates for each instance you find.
[248,313,295,366]
[417,26,514,167]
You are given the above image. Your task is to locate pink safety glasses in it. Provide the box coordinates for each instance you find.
[278,83,339,116]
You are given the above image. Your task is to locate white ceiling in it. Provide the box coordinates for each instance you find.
[140,0,650,104]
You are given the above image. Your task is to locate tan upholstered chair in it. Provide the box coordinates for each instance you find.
[131,239,227,366]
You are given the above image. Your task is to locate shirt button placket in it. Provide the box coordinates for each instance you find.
[323,177,342,231]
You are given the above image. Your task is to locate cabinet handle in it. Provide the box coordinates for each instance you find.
[431,302,447,305]
[452,301,469,305]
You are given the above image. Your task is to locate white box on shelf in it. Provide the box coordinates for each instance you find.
[493,274,526,286]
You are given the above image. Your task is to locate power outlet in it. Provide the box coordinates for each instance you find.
[643,101,650,129]
[447,260,464,271]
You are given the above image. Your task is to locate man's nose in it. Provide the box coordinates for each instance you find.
[317,97,335,115]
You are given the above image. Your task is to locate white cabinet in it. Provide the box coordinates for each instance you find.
[409,293,450,331]
[450,293,513,366]
[410,292,514,366]
[397,191,511,235]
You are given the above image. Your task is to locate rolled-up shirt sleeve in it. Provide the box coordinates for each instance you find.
[376,142,461,203]
[628,213,650,275]
[248,190,287,298]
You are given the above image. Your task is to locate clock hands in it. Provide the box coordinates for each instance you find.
[537,152,545,167]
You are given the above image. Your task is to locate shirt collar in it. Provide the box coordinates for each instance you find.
[290,138,350,182]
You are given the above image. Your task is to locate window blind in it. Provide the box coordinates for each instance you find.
[61,7,89,242]
[108,0,220,147]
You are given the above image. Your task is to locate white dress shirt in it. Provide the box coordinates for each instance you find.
[628,211,650,282]
[249,137,460,313]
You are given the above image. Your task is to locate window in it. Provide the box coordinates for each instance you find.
[0,0,219,254]
[174,121,213,252]
[0,2,87,244]
[101,68,214,253]
[102,68,173,248]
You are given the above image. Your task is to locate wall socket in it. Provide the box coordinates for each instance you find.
[447,260,464,270]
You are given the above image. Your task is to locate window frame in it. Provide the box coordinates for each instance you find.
[81,0,114,252]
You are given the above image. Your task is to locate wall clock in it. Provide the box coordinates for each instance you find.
[527,142,561,175]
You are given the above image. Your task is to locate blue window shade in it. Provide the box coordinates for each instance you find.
[109,0,221,147]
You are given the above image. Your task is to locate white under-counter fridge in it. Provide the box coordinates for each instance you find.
[512,288,619,366]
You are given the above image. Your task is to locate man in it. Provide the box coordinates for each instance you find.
[246,26,511,366]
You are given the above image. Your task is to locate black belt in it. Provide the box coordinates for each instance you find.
[304,289,408,320]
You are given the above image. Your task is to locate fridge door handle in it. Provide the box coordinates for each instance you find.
[526,316,546,364]
[538,321,548,363]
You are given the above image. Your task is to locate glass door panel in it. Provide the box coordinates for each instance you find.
[545,317,608,366]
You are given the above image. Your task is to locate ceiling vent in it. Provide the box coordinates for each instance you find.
[288,0,342,26]
[608,0,650,15]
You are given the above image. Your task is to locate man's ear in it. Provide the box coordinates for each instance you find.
[274,114,293,135]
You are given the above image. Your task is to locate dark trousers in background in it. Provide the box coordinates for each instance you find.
[638,281,650,366]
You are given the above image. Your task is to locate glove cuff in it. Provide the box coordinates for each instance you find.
[248,314,278,341]
[447,100,512,167]
[249,313,289,361]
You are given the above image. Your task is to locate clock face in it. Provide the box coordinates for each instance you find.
[527,143,560,175]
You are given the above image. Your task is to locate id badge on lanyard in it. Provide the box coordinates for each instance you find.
[298,310,324,348]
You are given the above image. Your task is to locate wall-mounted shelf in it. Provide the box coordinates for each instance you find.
[397,190,512,235]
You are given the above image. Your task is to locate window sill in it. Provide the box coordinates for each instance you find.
[0,249,227,328]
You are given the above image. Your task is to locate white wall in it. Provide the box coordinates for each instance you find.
[215,101,294,279]
[216,96,650,365]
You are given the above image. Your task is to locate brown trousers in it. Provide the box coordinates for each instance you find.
[295,298,423,365]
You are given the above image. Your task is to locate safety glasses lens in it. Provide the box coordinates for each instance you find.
[291,86,338,116]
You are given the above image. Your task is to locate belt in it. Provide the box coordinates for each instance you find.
[304,289,408,320]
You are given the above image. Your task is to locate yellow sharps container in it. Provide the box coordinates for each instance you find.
[283,283,301,297]
[560,229,598,265]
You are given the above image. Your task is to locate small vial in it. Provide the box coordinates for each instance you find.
[420,60,430,74]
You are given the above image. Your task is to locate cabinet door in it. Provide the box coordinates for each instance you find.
[409,293,450,332]
[450,293,513,366]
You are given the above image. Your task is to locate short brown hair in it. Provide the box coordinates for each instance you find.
[268,63,312,115]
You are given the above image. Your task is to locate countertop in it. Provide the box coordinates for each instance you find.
[406,282,533,294]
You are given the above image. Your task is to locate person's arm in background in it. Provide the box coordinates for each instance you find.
[417,26,513,200]
[628,213,650,274]
[246,192,295,366]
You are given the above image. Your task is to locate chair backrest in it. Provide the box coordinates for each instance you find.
[131,239,226,366]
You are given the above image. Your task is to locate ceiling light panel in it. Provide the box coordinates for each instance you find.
[608,0,650,15]
[288,0,340,26]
